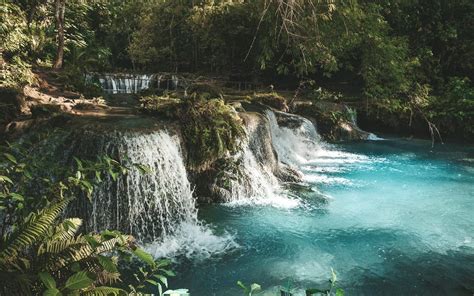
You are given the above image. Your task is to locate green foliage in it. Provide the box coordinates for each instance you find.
[56,66,103,98]
[180,97,245,172]
[427,77,474,139]
[0,2,30,56]
[309,87,343,102]
[237,269,344,296]
[129,1,258,73]
[237,281,261,296]
[0,57,36,90]
[139,95,183,119]
[0,144,178,295]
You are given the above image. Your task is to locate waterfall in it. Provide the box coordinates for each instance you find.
[59,125,238,257]
[265,110,322,166]
[90,73,153,94]
[71,130,196,241]
[220,144,299,208]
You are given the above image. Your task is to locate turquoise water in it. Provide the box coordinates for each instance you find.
[169,138,474,295]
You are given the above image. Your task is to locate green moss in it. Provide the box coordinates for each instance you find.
[294,104,347,141]
[180,97,245,172]
[139,95,183,119]
[139,93,246,171]
[252,92,288,111]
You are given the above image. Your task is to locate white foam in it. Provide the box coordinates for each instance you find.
[144,222,239,260]
[225,194,300,209]
[266,111,322,166]
[223,146,301,209]
[303,174,353,186]
[367,133,384,140]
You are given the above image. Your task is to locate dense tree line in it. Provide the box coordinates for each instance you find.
[1,0,473,138]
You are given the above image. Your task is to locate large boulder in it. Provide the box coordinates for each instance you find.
[293,101,372,141]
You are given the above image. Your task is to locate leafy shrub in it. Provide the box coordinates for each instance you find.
[310,88,343,102]
[57,66,103,98]
[427,77,474,139]
[180,98,245,171]
[0,57,36,90]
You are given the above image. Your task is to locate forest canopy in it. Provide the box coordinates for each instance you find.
[1,0,474,138]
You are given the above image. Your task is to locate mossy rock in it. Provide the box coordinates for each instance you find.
[139,95,182,119]
[180,98,245,172]
[252,92,288,111]
[297,104,339,139]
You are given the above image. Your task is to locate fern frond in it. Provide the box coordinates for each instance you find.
[1,198,71,258]
[52,218,83,242]
[82,286,127,296]
[95,270,121,286]
[95,236,131,254]
[43,235,127,272]
[38,234,86,256]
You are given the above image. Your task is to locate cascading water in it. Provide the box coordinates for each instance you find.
[73,130,196,241]
[265,110,370,187]
[86,73,185,94]
[98,74,153,94]
[221,144,299,208]
[266,110,322,166]
[62,125,238,258]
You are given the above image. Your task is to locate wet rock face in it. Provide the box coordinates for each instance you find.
[293,101,372,141]
[240,112,279,174]
[240,112,304,184]
[193,110,306,204]
[277,163,303,183]
[273,111,307,130]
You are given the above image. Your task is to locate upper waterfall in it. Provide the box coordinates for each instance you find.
[85,73,181,94]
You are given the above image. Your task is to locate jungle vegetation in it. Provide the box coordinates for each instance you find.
[1,0,473,140]
[0,0,473,294]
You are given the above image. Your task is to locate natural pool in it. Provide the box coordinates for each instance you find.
[152,138,474,295]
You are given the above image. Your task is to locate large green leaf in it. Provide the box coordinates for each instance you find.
[0,175,13,184]
[38,272,56,289]
[132,248,155,266]
[64,271,94,291]
[43,287,62,296]
[4,153,17,164]
[97,255,118,273]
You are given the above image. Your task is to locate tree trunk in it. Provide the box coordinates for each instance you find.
[53,0,66,69]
